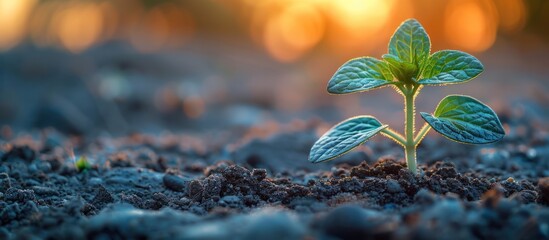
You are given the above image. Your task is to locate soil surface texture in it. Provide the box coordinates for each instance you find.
[2,39,549,240]
[1,98,548,240]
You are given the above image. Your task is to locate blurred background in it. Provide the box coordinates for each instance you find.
[0,0,548,136]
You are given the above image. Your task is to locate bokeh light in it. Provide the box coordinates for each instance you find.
[0,0,546,58]
[129,3,195,53]
[55,2,104,53]
[0,0,37,51]
[444,0,498,52]
[262,2,325,62]
[494,0,527,33]
[28,1,61,47]
[322,0,397,52]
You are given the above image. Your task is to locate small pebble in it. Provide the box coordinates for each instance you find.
[386,179,402,193]
[163,174,189,192]
[28,164,39,174]
[188,180,204,201]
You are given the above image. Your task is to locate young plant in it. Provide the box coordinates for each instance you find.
[75,156,92,172]
[309,19,505,173]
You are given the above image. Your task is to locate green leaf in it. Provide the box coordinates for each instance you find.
[388,19,430,66]
[418,50,483,85]
[309,116,387,163]
[420,95,505,144]
[382,54,418,84]
[382,54,401,67]
[327,57,393,94]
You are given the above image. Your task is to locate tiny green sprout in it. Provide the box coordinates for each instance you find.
[75,156,92,172]
[309,19,505,174]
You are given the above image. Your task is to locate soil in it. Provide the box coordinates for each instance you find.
[1,101,548,239]
[1,42,549,239]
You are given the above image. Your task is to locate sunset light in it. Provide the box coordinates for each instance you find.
[0,0,542,58]
[55,2,104,53]
[0,0,36,51]
[444,0,498,52]
[262,2,324,62]
[1,1,548,238]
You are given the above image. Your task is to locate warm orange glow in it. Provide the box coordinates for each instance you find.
[55,3,104,53]
[0,0,36,51]
[326,0,393,33]
[263,2,325,62]
[28,2,60,47]
[129,4,194,53]
[162,5,195,47]
[322,0,399,54]
[129,6,170,53]
[248,1,275,46]
[248,0,419,62]
[495,0,527,33]
[0,0,536,57]
[98,2,119,40]
[444,0,498,52]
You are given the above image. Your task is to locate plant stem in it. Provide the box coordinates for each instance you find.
[404,86,417,173]
[414,123,431,146]
[381,128,406,146]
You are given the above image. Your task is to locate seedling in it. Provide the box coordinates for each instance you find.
[75,156,92,172]
[66,146,92,172]
[309,19,505,173]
